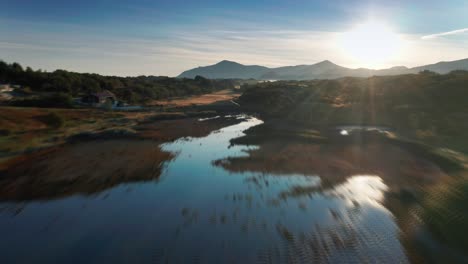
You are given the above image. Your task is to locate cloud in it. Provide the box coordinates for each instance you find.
[422,28,468,39]
[3,17,468,76]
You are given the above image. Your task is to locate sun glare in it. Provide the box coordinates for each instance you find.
[338,20,404,68]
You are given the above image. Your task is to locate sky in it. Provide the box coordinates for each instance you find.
[1,0,468,76]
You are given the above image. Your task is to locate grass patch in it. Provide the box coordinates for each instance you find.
[11,93,74,108]
[421,176,468,252]
[67,128,137,142]
[385,137,464,173]
[0,129,11,136]
[37,112,65,129]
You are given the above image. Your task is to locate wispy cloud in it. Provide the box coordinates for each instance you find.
[3,16,468,76]
[422,28,468,39]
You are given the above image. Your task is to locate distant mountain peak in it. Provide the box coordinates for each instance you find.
[314,60,339,66]
[317,60,334,65]
[389,66,408,70]
[312,60,342,70]
[178,58,468,80]
[216,60,241,66]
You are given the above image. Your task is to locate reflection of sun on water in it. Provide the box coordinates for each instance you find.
[270,175,406,263]
[332,175,389,206]
[338,20,405,68]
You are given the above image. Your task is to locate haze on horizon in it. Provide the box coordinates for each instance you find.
[1,0,468,77]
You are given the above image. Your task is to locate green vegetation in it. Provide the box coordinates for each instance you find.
[0,60,235,105]
[11,93,74,108]
[39,112,65,129]
[421,176,468,252]
[237,71,468,255]
[0,129,11,136]
[239,71,468,152]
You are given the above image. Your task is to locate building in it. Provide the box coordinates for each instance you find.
[81,90,117,105]
[0,84,12,92]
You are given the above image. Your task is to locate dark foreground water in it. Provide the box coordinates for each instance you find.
[0,117,466,263]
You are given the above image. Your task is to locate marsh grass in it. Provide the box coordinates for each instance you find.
[38,112,65,129]
[421,175,468,252]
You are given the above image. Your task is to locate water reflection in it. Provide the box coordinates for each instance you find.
[0,117,461,263]
[259,175,407,263]
[333,176,388,203]
[0,140,173,200]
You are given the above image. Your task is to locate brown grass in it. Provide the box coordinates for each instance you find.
[0,105,246,200]
[0,106,158,157]
[0,106,157,132]
[0,140,173,200]
[149,89,240,107]
[134,116,243,141]
[215,141,447,190]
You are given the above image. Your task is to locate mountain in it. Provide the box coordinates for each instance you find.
[411,59,468,74]
[178,58,468,80]
[178,60,269,79]
[270,60,349,80]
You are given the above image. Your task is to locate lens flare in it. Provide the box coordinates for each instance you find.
[338,20,404,68]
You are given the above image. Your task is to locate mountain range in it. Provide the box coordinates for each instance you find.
[178,58,468,80]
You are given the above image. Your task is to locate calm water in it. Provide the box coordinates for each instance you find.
[0,117,461,263]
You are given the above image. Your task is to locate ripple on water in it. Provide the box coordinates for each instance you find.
[0,116,459,263]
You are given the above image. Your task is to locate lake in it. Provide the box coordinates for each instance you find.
[0,116,465,263]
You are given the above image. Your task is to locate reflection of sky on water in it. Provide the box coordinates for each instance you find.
[0,117,408,263]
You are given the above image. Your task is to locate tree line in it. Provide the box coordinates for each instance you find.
[239,70,468,151]
[0,60,235,104]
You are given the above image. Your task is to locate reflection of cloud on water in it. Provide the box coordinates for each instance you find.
[0,117,414,263]
[262,175,408,263]
[174,174,408,263]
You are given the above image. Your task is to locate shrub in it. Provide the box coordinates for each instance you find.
[0,129,11,136]
[40,112,64,128]
[421,177,468,251]
[11,93,74,108]
[102,99,114,110]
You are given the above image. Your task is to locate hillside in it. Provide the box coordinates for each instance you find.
[178,58,468,80]
[238,70,468,152]
[179,60,270,79]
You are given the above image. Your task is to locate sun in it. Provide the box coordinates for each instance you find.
[338,20,404,68]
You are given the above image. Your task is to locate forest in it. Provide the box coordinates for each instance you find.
[0,60,234,104]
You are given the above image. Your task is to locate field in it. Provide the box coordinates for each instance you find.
[0,89,242,164]
[0,89,246,200]
[0,76,468,261]
[149,89,240,107]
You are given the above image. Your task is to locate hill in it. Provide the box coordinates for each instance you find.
[237,70,468,152]
[179,60,270,79]
[178,58,468,80]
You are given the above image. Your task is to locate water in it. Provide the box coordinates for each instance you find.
[0,117,462,263]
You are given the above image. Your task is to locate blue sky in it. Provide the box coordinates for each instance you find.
[1,0,468,76]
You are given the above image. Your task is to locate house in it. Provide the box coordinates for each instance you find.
[0,84,14,101]
[0,84,12,92]
[81,90,117,105]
